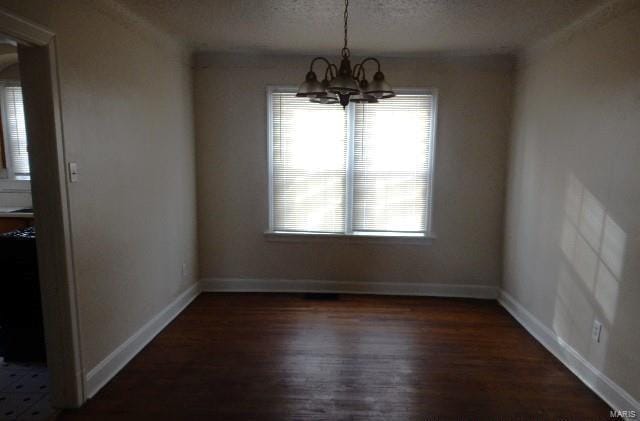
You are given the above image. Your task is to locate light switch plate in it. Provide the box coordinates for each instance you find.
[68,162,79,182]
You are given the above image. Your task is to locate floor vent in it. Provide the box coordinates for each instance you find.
[303,293,340,301]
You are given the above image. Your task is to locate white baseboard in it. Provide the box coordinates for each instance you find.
[84,282,200,398]
[200,277,498,299]
[498,290,639,415]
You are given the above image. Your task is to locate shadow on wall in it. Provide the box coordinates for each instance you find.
[554,172,627,373]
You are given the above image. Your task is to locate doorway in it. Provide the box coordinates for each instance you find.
[0,9,84,411]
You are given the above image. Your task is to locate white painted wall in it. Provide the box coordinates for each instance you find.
[504,4,640,403]
[194,53,514,287]
[0,190,31,208]
[1,0,198,373]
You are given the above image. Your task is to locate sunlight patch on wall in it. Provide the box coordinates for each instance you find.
[595,262,619,323]
[554,173,627,339]
[554,264,596,351]
[600,215,626,280]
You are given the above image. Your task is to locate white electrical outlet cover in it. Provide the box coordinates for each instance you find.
[592,320,602,343]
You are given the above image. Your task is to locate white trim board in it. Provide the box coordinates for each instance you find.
[0,7,53,45]
[84,283,200,398]
[498,290,640,416]
[200,278,498,299]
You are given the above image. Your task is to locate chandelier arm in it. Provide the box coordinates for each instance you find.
[352,63,366,81]
[323,65,334,81]
[329,63,338,78]
[357,57,382,73]
[309,56,332,72]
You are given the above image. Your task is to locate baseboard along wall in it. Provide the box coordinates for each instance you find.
[499,290,639,416]
[200,277,499,299]
[84,282,200,398]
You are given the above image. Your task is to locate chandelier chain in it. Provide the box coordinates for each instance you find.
[343,0,349,51]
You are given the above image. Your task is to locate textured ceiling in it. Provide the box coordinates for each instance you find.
[117,0,605,55]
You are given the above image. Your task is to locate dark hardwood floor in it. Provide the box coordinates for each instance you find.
[60,293,611,420]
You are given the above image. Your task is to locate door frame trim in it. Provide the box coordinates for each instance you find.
[0,6,85,407]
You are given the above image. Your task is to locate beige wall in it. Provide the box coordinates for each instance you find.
[1,0,198,371]
[195,53,514,286]
[504,5,640,401]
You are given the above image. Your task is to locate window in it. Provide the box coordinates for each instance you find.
[268,87,436,238]
[1,84,30,180]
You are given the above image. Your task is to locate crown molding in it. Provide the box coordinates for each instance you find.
[0,7,53,46]
[89,0,191,64]
[520,0,640,65]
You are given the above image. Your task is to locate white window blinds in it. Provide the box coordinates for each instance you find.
[353,95,434,233]
[269,89,435,237]
[3,86,30,179]
[271,92,348,233]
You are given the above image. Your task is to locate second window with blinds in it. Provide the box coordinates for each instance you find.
[268,87,437,238]
[0,84,30,181]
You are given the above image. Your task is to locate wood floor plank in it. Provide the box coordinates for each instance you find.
[60,293,612,420]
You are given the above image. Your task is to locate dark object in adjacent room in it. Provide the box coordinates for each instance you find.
[0,227,46,362]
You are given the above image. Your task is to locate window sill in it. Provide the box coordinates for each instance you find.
[264,231,436,245]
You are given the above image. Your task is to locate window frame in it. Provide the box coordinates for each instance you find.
[265,85,438,243]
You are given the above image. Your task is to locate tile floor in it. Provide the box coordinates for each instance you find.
[0,358,55,420]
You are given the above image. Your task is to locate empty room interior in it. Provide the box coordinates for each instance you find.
[0,0,638,419]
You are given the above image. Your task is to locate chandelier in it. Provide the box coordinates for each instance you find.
[296,0,395,108]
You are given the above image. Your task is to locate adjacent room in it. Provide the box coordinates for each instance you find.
[0,0,637,419]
